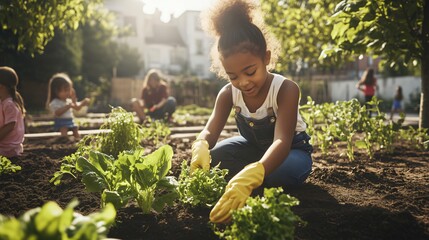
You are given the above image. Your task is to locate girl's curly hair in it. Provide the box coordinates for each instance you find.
[201,0,280,79]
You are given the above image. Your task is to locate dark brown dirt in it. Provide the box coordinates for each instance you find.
[0,136,428,240]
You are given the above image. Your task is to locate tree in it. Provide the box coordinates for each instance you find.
[260,0,351,77]
[116,44,143,77]
[322,0,428,128]
[0,0,102,55]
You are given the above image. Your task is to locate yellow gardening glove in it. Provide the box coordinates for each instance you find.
[210,162,265,223]
[190,139,211,173]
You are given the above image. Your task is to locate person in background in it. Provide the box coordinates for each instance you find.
[0,66,25,157]
[356,68,378,117]
[131,69,176,123]
[191,0,313,223]
[46,73,90,141]
[390,86,404,120]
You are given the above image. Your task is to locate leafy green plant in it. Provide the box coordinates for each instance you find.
[398,126,429,151]
[0,156,21,175]
[177,161,228,207]
[97,107,143,157]
[213,187,305,240]
[0,199,115,240]
[76,145,178,214]
[141,118,171,146]
[51,106,144,185]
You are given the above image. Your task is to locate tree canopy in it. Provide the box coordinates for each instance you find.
[261,0,350,77]
[0,0,102,54]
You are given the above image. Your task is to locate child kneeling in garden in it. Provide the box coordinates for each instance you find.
[190,0,313,223]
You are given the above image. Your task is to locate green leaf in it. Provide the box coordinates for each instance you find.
[77,156,110,192]
[355,140,367,149]
[102,190,127,209]
[34,201,64,238]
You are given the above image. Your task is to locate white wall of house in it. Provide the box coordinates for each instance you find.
[176,11,214,79]
[329,76,421,105]
[105,0,146,77]
[144,44,184,74]
[104,2,214,79]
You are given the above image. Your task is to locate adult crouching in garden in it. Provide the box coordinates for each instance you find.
[131,69,176,123]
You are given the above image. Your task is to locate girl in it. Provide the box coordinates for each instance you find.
[131,69,176,122]
[356,68,377,117]
[0,66,26,157]
[390,86,404,120]
[46,73,90,141]
[191,0,313,223]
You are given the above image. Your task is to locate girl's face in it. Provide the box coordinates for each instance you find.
[221,50,270,97]
[57,86,71,100]
[148,77,160,89]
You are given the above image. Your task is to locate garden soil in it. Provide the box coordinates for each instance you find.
[1,136,428,240]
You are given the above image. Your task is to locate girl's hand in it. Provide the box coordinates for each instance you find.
[190,139,211,173]
[81,98,90,106]
[210,162,264,223]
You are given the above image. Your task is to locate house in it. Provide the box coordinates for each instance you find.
[104,0,214,79]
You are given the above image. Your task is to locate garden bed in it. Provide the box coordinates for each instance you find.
[1,135,428,239]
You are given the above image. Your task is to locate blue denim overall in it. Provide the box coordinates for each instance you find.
[210,106,313,186]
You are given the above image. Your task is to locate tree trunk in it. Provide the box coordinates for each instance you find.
[420,0,429,129]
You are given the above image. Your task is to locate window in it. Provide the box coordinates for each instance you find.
[195,16,202,31]
[196,39,203,55]
[195,64,204,76]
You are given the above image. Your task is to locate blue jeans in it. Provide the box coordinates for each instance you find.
[210,106,313,187]
[148,97,176,120]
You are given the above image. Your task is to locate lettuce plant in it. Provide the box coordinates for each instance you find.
[213,187,305,240]
[177,161,228,207]
[76,145,178,214]
[0,199,115,240]
[0,156,21,175]
[51,106,144,185]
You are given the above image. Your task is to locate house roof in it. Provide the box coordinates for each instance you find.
[146,24,187,47]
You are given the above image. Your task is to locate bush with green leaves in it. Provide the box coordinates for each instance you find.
[0,156,21,175]
[97,106,144,157]
[213,187,305,240]
[0,199,116,240]
[177,161,228,207]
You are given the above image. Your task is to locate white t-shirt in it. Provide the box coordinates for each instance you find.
[231,73,307,132]
[49,98,73,119]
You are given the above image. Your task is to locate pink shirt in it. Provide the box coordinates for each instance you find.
[0,97,24,157]
[363,78,377,96]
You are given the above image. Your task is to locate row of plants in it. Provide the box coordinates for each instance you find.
[300,96,428,160]
[48,106,303,239]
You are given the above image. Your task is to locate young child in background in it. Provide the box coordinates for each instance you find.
[46,73,90,141]
[0,66,26,157]
[356,68,378,117]
[390,86,404,120]
[191,0,313,223]
[131,69,176,123]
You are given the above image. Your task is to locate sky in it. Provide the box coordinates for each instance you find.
[141,0,216,22]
